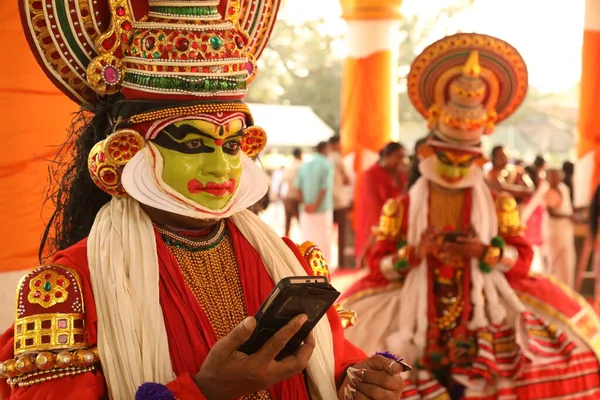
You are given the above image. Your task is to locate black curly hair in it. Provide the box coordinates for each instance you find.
[38,96,253,262]
[38,96,120,262]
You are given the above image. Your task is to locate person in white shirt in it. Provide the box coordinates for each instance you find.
[543,168,576,288]
[279,148,303,236]
[329,136,352,268]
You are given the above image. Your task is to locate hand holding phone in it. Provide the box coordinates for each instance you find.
[442,231,468,243]
[194,314,315,399]
[239,276,341,360]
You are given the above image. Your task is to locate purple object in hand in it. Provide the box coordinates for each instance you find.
[135,382,175,400]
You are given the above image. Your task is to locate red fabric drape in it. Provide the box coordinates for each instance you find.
[0,2,77,271]
[578,1,600,197]
[340,50,394,169]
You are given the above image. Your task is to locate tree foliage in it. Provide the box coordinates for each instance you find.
[246,4,577,155]
[246,19,343,130]
[246,6,472,130]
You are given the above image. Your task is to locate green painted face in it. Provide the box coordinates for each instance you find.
[151,118,244,210]
[434,150,476,184]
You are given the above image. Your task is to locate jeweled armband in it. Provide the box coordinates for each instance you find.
[0,264,100,387]
[381,242,419,280]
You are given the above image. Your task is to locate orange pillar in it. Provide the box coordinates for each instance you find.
[576,0,600,205]
[339,0,402,244]
[339,0,403,172]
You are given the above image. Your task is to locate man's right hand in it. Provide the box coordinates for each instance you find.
[417,226,441,259]
[194,314,315,400]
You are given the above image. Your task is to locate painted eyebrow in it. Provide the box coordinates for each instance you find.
[164,124,245,140]
[163,123,214,140]
[226,130,245,139]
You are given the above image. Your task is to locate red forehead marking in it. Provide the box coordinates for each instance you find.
[214,139,224,146]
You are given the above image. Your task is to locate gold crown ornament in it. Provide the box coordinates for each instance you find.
[20,0,280,104]
[407,33,528,150]
[20,0,279,196]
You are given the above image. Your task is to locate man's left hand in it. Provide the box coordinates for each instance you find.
[443,236,487,260]
[337,355,405,399]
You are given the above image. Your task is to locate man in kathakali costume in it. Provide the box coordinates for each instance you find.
[339,33,600,400]
[0,0,407,399]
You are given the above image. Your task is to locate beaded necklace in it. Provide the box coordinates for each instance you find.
[157,222,271,400]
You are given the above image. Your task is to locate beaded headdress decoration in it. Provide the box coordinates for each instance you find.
[407,33,528,155]
[20,0,280,199]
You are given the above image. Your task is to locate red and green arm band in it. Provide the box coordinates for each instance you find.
[380,241,420,281]
[478,236,505,273]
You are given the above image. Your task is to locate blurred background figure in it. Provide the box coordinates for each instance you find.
[486,145,545,272]
[562,160,575,203]
[329,135,352,268]
[268,165,285,212]
[525,154,549,188]
[543,168,576,288]
[354,141,406,266]
[486,145,534,202]
[279,148,303,237]
[296,141,334,261]
[407,135,429,189]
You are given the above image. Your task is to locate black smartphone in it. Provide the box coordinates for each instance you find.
[238,276,340,360]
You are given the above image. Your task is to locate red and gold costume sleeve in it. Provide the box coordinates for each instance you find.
[0,250,207,400]
[494,193,533,279]
[287,239,367,383]
[367,196,421,284]
[0,264,106,399]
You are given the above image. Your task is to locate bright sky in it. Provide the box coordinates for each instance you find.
[282,0,585,94]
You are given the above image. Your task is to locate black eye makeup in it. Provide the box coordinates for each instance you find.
[223,140,241,155]
[184,138,206,150]
[151,122,245,155]
[436,152,452,165]
[153,131,215,154]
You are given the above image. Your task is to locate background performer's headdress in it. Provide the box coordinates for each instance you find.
[407,33,528,151]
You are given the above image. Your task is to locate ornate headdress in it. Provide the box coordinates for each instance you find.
[407,33,528,153]
[22,0,278,103]
[21,0,279,215]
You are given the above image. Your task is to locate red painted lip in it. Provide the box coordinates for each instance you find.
[441,175,464,184]
[187,179,236,196]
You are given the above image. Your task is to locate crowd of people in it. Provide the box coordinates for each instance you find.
[273,137,583,294]
[271,138,409,269]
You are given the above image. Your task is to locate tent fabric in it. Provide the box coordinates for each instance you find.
[247,103,334,147]
[0,2,77,272]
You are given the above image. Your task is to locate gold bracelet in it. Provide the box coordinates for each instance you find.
[0,347,99,379]
[483,246,502,266]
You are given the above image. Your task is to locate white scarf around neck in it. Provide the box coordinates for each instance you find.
[88,198,336,399]
[386,163,529,365]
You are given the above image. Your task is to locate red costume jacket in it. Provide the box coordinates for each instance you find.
[342,190,533,301]
[0,222,365,399]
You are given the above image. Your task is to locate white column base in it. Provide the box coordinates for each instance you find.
[585,0,600,31]
[345,20,400,59]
